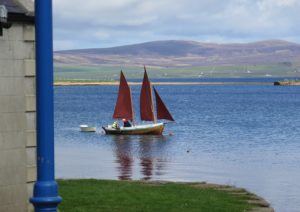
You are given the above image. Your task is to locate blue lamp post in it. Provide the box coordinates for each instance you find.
[30,0,62,211]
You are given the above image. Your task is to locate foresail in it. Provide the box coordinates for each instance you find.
[113,71,134,121]
[154,87,175,121]
[140,67,155,121]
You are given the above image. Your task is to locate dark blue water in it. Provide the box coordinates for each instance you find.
[55,81,300,212]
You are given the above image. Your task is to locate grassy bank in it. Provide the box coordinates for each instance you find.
[54,80,272,86]
[54,63,300,81]
[57,179,264,212]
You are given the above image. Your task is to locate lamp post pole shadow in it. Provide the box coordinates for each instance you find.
[30,0,62,211]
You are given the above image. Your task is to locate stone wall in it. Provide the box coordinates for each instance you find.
[0,21,36,212]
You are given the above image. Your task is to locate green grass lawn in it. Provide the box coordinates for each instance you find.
[58,179,254,212]
[54,63,300,81]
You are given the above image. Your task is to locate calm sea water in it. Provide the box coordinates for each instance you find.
[54,79,300,212]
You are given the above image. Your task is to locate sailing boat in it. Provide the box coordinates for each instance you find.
[102,67,174,135]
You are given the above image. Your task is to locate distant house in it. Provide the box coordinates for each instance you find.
[0,0,35,211]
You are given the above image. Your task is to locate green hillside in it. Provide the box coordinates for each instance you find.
[54,63,300,81]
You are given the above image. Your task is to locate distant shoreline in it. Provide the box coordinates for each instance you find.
[54,81,272,86]
[274,80,300,86]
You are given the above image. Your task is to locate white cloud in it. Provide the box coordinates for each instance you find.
[53,0,300,50]
[258,0,298,8]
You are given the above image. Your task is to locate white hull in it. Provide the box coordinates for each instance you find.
[80,125,96,132]
[102,123,164,135]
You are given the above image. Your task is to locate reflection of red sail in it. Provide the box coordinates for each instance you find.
[140,67,155,121]
[154,87,175,121]
[141,157,153,180]
[113,71,134,121]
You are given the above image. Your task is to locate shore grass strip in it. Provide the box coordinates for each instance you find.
[58,179,256,212]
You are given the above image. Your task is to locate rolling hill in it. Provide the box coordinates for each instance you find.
[54,40,300,68]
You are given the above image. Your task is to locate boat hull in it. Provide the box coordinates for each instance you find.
[80,125,96,132]
[102,123,164,135]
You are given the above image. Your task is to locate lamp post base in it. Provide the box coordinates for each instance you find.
[30,181,62,212]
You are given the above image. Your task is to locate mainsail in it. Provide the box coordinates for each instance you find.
[113,71,134,121]
[140,67,155,121]
[154,87,175,121]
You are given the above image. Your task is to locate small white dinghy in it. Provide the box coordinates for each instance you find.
[80,125,96,132]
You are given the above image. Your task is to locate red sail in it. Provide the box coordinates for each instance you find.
[140,67,155,121]
[154,87,175,121]
[113,71,134,121]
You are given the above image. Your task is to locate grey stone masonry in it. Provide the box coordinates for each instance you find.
[0,15,36,212]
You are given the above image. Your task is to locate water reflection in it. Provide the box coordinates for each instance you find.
[112,135,168,180]
[112,135,133,180]
[139,136,155,180]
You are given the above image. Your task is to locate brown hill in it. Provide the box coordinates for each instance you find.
[54,40,300,68]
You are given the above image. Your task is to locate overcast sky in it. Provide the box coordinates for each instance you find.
[53,0,300,50]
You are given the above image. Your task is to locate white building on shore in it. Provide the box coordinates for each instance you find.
[0,0,36,211]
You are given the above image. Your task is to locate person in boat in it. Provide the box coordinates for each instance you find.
[112,121,119,129]
[122,118,132,127]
